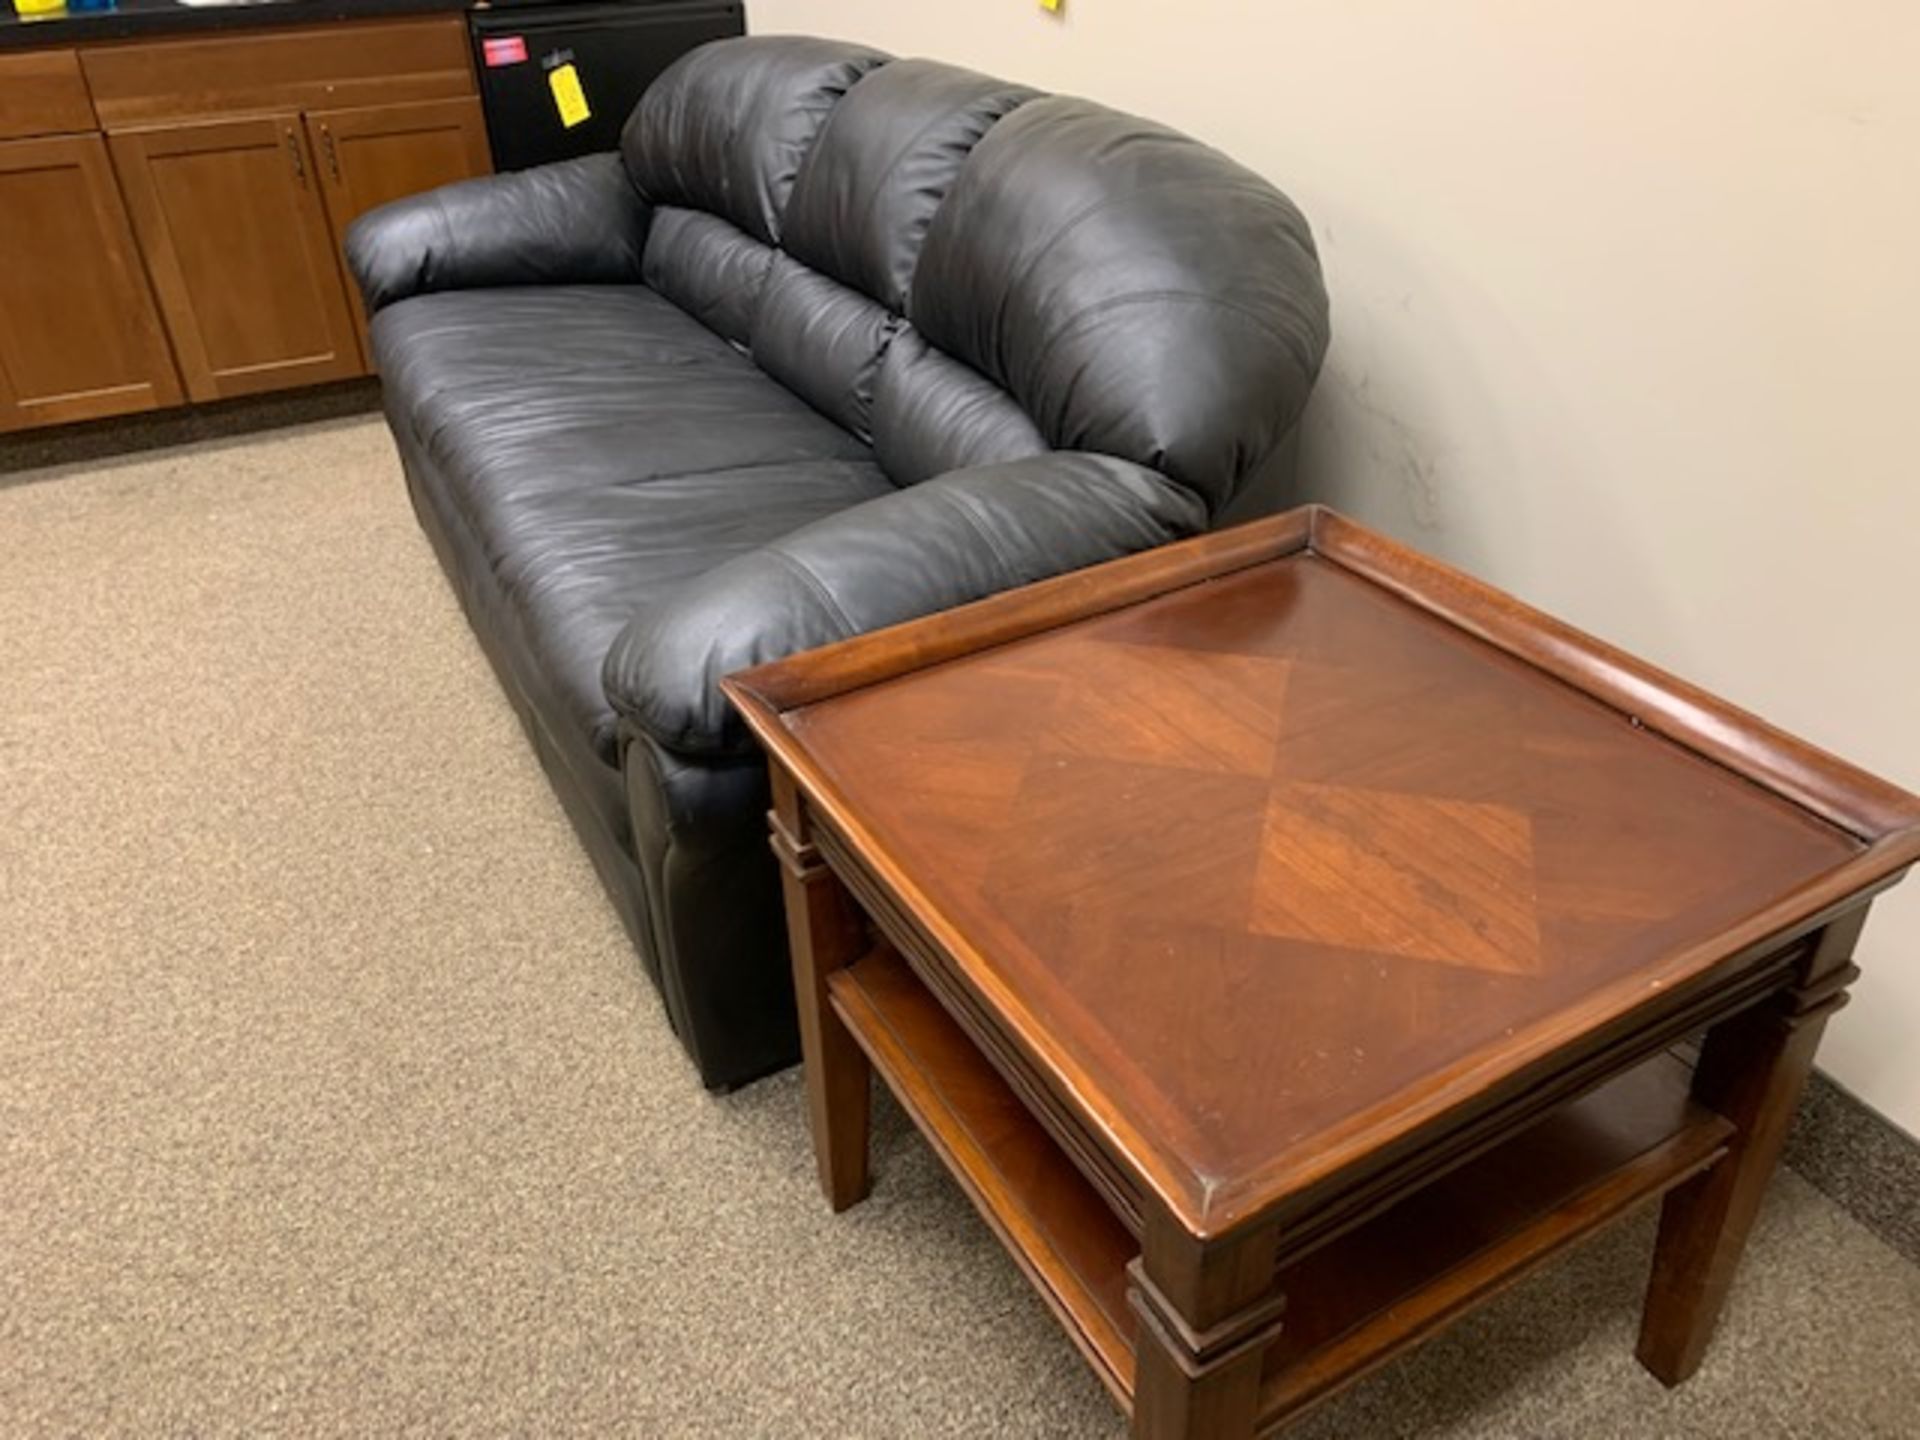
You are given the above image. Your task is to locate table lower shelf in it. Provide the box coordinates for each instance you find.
[829,943,1737,1433]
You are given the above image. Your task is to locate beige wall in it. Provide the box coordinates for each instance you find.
[751,1,1920,1133]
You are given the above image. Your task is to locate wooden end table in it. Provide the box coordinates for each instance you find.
[724,507,1920,1438]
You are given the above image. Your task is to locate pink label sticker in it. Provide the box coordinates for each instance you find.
[482,36,530,68]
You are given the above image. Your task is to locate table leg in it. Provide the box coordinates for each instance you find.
[1636,910,1866,1384]
[1130,1217,1286,1440]
[770,770,872,1212]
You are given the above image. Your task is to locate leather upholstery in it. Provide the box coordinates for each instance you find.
[618,37,888,246]
[346,35,1329,1089]
[751,257,898,442]
[869,328,1049,485]
[780,59,1039,312]
[622,733,792,1086]
[374,286,885,769]
[603,453,1206,759]
[639,208,775,349]
[347,154,651,315]
[909,97,1329,515]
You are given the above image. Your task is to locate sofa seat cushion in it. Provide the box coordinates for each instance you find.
[375,285,872,501]
[371,284,894,767]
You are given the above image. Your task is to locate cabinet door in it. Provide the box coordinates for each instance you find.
[308,97,491,240]
[108,115,366,401]
[0,133,183,432]
[306,97,493,356]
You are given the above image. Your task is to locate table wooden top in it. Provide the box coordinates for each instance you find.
[727,508,1920,1237]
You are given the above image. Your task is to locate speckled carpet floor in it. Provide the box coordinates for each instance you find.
[3,415,1918,1438]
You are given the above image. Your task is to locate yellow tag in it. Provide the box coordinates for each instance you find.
[1040,0,1063,11]
[549,64,591,129]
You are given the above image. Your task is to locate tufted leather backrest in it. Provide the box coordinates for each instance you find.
[619,36,1329,516]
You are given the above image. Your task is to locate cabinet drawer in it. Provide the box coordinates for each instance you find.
[0,51,97,140]
[83,17,475,126]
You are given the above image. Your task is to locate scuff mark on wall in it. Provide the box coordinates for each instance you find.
[1315,359,1446,531]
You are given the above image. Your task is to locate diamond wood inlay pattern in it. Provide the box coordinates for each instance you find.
[1252,783,1542,975]
[778,553,1865,1207]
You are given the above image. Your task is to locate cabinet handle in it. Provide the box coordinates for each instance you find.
[285,128,306,183]
[320,126,340,184]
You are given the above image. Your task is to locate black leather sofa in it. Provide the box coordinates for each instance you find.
[347,36,1330,1090]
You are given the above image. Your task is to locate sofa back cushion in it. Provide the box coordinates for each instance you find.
[620,37,1329,515]
[779,59,1038,312]
[620,36,887,245]
[623,38,883,353]
[910,98,1328,515]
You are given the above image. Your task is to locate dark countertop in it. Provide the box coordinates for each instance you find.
[0,0,471,49]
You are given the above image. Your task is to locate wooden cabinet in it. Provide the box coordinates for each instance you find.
[0,133,183,432]
[309,96,492,246]
[80,17,476,130]
[0,17,492,429]
[307,97,492,353]
[109,116,368,402]
[0,51,97,141]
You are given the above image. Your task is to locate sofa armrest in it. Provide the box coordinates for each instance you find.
[345,153,651,315]
[604,452,1209,758]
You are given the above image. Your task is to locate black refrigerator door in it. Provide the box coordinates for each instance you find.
[470,1,745,172]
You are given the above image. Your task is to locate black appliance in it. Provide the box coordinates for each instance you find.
[469,0,745,172]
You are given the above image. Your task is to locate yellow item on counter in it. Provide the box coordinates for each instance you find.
[14,0,70,17]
